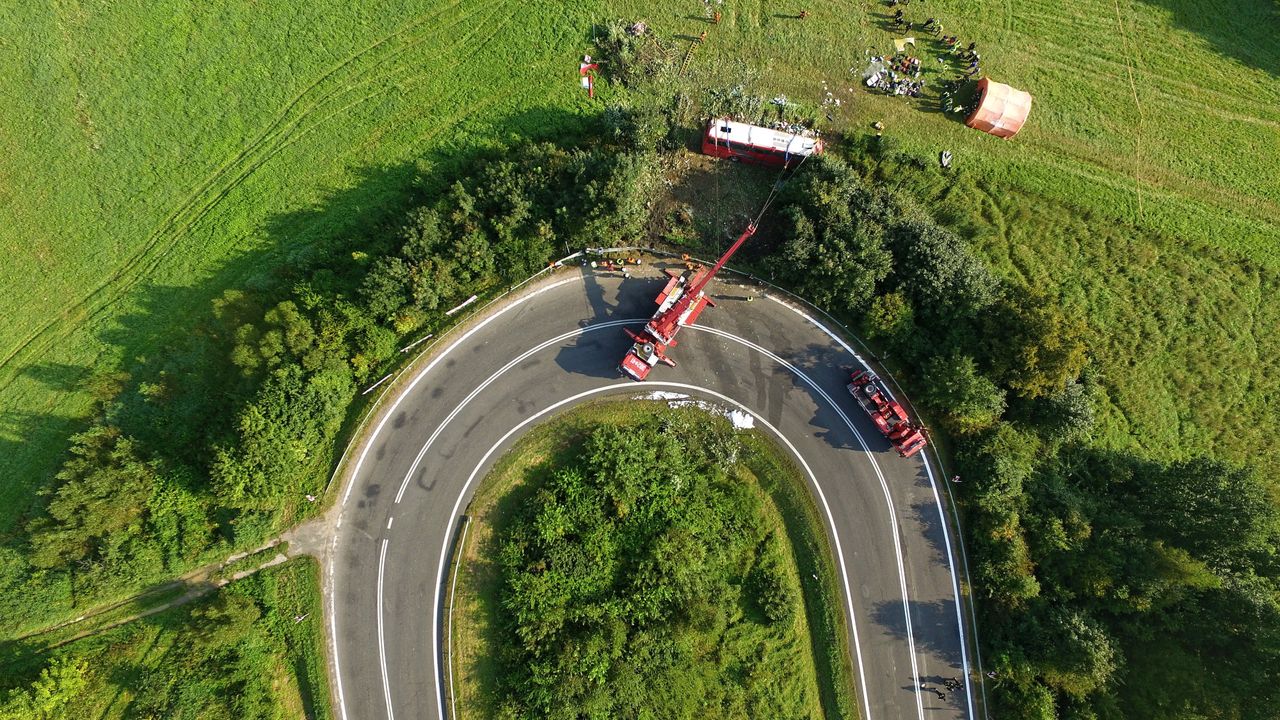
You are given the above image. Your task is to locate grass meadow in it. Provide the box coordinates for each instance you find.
[0,0,601,525]
[2,0,1275,555]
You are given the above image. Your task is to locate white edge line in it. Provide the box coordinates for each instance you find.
[341,276,581,508]
[430,381,877,720]
[378,538,394,720]
[337,276,581,720]
[766,294,976,719]
[390,319,634,506]
[328,547,347,719]
[693,326,925,720]
[338,270,963,720]
[447,517,472,720]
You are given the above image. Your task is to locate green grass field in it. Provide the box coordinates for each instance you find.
[3,1,1276,509]
[0,0,600,524]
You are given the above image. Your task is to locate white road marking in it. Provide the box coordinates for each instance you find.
[337,274,974,720]
[332,276,580,720]
[328,548,348,720]
[447,517,472,720]
[765,295,977,719]
[341,277,581,508]
[378,538,394,720]
[427,381,877,720]
[386,517,394,530]
[388,320,921,720]
[690,326,926,720]
[391,319,633,506]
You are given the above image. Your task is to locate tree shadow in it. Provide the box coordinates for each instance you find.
[1,104,600,631]
[553,271,654,379]
[1136,0,1279,76]
[871,597,965,665]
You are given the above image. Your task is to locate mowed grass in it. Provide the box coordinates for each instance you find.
[645,0,1280,262]
[0,0,600,523]
[451,400,857,718]
[3,0,1276,520]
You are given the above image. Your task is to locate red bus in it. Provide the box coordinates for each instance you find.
[701,118,823,169]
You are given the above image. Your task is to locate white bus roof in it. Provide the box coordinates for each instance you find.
[706,119,821,156]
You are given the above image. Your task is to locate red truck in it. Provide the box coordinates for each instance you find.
[847,369,928,457]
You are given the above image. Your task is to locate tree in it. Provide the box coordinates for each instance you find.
[1138,458,1275,567]
[0,656,90,720]
[919,353,1006,435]
[983,292,1089,399]
[1032,379,1096,444]
[211,362,354,511]
[887,217,999,324]
[863,291,915,344]
[360,256,412,321]
[28,426,157,569]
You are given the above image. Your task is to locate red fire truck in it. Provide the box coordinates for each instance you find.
[701,118,823,169]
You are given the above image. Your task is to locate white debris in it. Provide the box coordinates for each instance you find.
[726,410,755,430]
[638,391,689,401]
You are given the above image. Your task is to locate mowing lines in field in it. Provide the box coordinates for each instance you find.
[1111,0,1146,220]
[0,0,511,392]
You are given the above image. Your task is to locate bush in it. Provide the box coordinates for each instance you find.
[919,353,1006,435]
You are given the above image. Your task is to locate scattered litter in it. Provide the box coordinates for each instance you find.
[635,392,755,429]
[639,391,689,401]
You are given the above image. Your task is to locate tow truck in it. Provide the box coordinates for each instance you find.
[847,369,928,457]
[619,223,756,381]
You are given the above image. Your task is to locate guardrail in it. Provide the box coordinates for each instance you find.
[321,245,990,720]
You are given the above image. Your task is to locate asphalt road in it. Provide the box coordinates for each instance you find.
[328,263,976,720]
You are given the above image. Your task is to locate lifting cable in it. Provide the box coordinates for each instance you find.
[749,128,814,227]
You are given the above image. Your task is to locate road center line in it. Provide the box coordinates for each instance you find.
[765,296,976,719]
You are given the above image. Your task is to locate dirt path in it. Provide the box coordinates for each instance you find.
[15,515,334,650]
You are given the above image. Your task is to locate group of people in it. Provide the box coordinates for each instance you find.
[892,7,943,36]
[923,676,966,702]
[863,54,926,98]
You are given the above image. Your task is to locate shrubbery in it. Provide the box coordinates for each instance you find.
[494,412,814,719]
[5,133,662,635]
[761,150,1280,719]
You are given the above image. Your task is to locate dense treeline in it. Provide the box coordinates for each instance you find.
[760,151,1280,719]
[4,134,659,634]
[494,411,818,719]
[0,559,329,719]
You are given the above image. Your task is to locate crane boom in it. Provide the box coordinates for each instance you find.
[646,222,756,344]
[618,222,757,381]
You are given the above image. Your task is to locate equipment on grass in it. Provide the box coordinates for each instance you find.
[846,369,928,457]
[618,223,756,381]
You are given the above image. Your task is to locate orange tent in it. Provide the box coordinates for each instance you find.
[965,78,1032,139]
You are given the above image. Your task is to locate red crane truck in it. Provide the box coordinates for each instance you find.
[619,223,756,381]
[847,369,928,457]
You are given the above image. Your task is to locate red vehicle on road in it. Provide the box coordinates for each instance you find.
[701,118,823,169]
[619,224,756,381]
[847,369,928,457]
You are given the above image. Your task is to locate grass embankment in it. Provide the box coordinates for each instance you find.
[0,558,330,719]
[450,400,857,718]
[873,156,1280,471]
